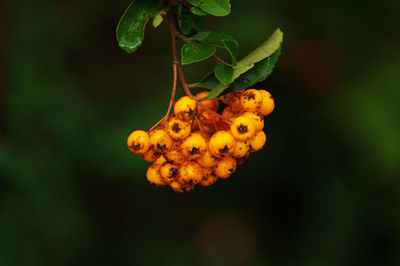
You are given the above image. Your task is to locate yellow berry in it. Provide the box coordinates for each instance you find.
[232,141,249,158]
[127,130,150,155]
[160,163,180,184]
[174,96,197,121]
[154,155,167,166]
[259,90,275,116]
[196,91,219,112]
[196,150,219,168]
[181,132,207,159]
[141,148,161,162]
[230,116,256,141]
[242,112,264,131]
[180,162,203,184]
[149,129,173,153]
[169,181,184,193]
[214,156,237,179]
[208,131,236,157]
[240,89,263,112]
[164,146,186,165]
[248,131,266,152]
[167,118,191,140]
[146,164,167,186]
[199,168,218,186]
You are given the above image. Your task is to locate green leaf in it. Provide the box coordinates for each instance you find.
[190,6,208,16]
[234,48,281,90]
[191,31,238,46]
[179,13,193,35]
[198,76,220,90]
[187,0,231,16]
[181,43,216,65]
[214,65,234,85]
[223,40,238,64]
[192,16,207,32]
[116,0,159,54]
[152,9,167,28]
[206,28,284,99]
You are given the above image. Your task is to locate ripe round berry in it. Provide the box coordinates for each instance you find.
[242,112,264,131]
[181,132,207,159]
[141,148,161,162]
[209,131,236,157]
[169,181,184,193]
[146,165,167,186]
[221,106,235,118]
[240,89,263,112]
[230,116,256,141]
[154,155,167,166]
[127,130,150,155]
[248,130,266,152]
[199,168,218,187]
[167,118,191,140]
[180,162,203,184]
[259,90,275,116]
[214,156,237,179]
[164,147,186,165]
[149,129,173,153]
[232,141,249,158]
[196,150,219,168]
[196,91,219,112]
[160,163,180,184]
[174,96,197,121]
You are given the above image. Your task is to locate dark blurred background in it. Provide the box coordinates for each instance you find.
[2,0,400,265]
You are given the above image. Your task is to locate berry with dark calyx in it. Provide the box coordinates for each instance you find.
[240,89,263,112]
[208,131,236,157]
[149,129,173,153]
[181,132,207,159]
[127,130,150,155]
[160,163,180,184]
[174,96,197,121]
[214,156,237,179]
[248,130,266,152]
[167,118,191,140]
[199,168,218,187]
[230,116,256,141]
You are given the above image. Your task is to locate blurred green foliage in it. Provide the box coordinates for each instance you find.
[2,0,400,265]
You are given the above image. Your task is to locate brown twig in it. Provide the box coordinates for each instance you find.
[163,63,178,126]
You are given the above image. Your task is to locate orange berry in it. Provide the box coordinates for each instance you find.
[167,118,191,140]
[208,131,236,157]
[196,149,219,168]
[214,156,237,179]
[169,181,184,193]
[141,148,161,162]
[221,106,235,118]
[154,155,167,166]
[146,164,167,186]
[149,129,173,153]
[174,96,197,121]
[230,116,256,141]
[199,168,218,186]
[240,89,262,112]
[196,91,219,112]
[242,112,264,131]
[248,130,266,152]
[232,141,249,158]
[160,163,180,184]
[127,130,150,155]
[181,132,207,159]
[259,90,275,116]
[164,146,186,165]
[180,162,203,184]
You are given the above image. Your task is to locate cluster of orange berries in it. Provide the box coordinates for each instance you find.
[127,89,275,193]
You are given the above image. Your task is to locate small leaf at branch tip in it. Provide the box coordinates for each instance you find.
[152,9,167,28]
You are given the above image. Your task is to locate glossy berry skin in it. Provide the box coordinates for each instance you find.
[242,112,264,132]
[169,181,184,193]
[180,162,203,184]
[232,141,249,158]
[214,156,237,179]
[154,155,167,166]
[167,118,191,140]
[209,131,236,157]
[248,130,266,152]
[258,90,275,116]
[127,130,150,155]
[141,148,161,162]
[196,91,219,112]
[199,168,218,186]
[240,89,263,112]
[160,163,180,184]
[146,164,167,186]
[230,116,256,141]
[149,129,173,153]
[181,132,207,159]
[196,150,219,168]
[174,96,197,121]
